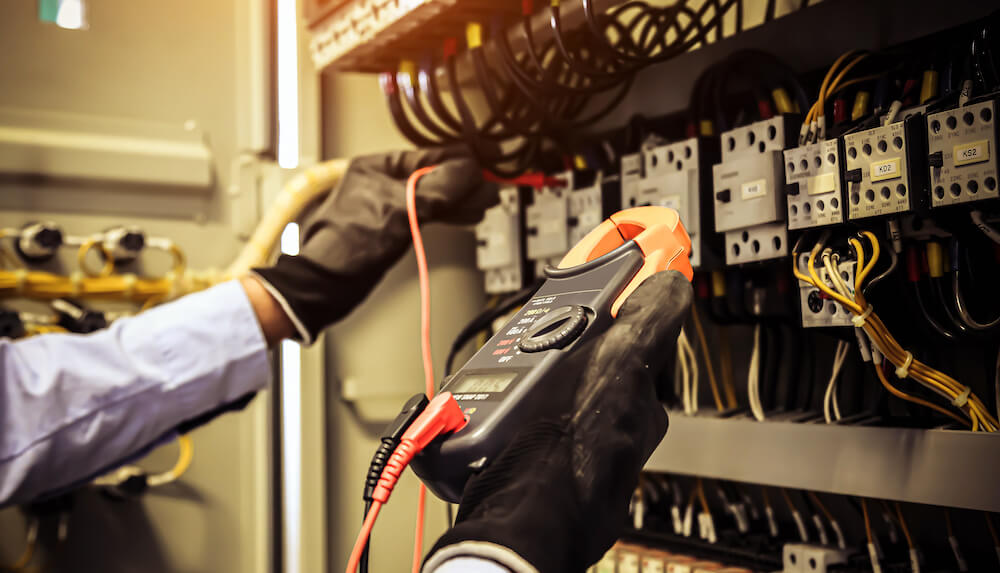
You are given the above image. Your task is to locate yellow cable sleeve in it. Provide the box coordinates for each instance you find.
[851,91,870,121]
[398,59,417,81]
[772,88,794,115]
[920,70,939,104]
[926,241,944,278]
[711,270,726,297]
[699,120,714,137]
[466,22,483,50]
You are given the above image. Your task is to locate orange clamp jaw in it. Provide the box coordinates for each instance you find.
[557,206,693,317]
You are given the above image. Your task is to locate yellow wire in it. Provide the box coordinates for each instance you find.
[690,305,724,412]
[168,243,187,275]
[808,492,836,524]
[0,521,36,572]
[861,498,874,544]
[696,479,710,513]
[718,327,738,408]
[895,502,915,549]
[77,239,115,278]
[170,435,194,480]
[796,234,998,431]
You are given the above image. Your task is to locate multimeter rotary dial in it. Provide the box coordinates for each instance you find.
[517,305,589,353]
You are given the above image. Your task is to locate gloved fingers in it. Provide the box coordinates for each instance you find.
[359,145,476,180]
[599,270,693,372]
[413,156,498,225]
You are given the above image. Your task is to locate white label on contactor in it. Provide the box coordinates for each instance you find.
[954,139,990,166]
[870,158,901,182]
[741,178,768,200]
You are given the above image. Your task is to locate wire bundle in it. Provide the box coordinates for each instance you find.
[381,0,751,174]
[793,231,999,431]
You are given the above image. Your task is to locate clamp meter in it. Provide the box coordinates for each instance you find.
[411,206,693,503]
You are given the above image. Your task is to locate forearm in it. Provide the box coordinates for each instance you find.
[240,275,295,346]
[0,280,271,506]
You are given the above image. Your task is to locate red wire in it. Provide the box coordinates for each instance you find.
[346,501,382,573]
[344,167,440,573]
[405,166,439,573]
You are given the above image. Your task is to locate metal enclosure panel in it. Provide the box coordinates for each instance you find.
[646,416,1000,512]
[843,118,921,219]
[926,99,1000,207]
[784,139,846,229]
[0,1,273,572]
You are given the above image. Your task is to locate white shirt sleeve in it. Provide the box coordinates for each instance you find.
[430,557,512,573]
[0,280,271,507]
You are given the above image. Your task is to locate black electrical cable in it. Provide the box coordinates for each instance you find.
[932,277,971,336]
[360,394,430,573]
[764,0,776,23]
[380,72,443,147]
[912,280,958,341]
[398,69,462,143]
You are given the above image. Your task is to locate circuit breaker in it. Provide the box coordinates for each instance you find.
[843,111,929,220]
[629,138,706,268]
[475,187,528,294]
[567,175,609,247]
[926,98,999,208]
[784,139,846,229]
[796,253,855,328]
[525,177,571,275]
[713,116,796,265]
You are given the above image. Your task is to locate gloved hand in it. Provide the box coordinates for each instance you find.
[252,147,497,343]
[425,270,692,573]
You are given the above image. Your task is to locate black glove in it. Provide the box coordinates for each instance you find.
[425,270,692,573]
[252,147,497,343]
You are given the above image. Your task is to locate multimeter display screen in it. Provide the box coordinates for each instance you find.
[452,372,518,393]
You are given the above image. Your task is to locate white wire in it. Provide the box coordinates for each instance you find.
[678,329,699,415]
[678,333,692,414]
[823,341,850,423]
[748,324,765,421]
[971,211,1000,245]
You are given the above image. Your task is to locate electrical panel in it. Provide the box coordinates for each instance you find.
[713,116,796,265]
[475,186,529,294]
[783,139,846,229]
[925,98,999,207]
[796,253,855,328]
[843,112,929,220]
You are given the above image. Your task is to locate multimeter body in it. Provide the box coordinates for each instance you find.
[410,207,693,503]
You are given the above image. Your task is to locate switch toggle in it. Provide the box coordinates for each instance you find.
[715,189,732,203]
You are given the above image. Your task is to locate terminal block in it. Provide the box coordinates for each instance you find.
[475,187,529,294]
[843,112,929,220]
[926,98,999,207]
[713,116,797,265]
[796,253,855,328]
[307,0,519,73]
[784,138,846,229]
